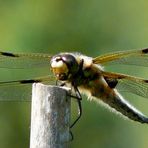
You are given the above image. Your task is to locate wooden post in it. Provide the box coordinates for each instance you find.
[30,83,71,148]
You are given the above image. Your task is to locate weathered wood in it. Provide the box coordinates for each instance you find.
[30,83,71,148]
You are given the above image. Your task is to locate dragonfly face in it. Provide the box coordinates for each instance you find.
[50,53,79,81]
[0,48,148,124]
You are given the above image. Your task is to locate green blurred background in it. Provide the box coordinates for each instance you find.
[0,0,148,148]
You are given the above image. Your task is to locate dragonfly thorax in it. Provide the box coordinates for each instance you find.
[50,53,79,81]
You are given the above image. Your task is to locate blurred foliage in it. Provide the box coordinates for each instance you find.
[0,0,148,148]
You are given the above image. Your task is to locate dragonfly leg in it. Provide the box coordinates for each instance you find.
[55,80,66,86]
[69,60,84,128]
[70,86,82,128]
[69,130,74,141]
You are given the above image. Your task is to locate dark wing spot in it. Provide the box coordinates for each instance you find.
[144,80,148,83]
[104,77,118,88]
[20,79,41,84]
[142,48,148,54]
[0,52,19,57]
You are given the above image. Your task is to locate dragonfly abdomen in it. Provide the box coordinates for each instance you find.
[85,77,148,124]
[96,89,148,123]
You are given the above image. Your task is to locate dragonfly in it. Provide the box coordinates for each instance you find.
[0,48,148,126]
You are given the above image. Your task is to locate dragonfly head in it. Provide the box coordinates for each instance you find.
[50,53,79,81]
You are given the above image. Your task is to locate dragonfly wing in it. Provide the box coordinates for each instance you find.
[0,85,32,101]
[0,51,52,69]
[102,71,148,98]
[0,76,55,101]
[93,48,148,66]
[116,79,148,98]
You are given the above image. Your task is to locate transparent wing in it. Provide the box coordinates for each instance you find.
[0,51,52,69]
[0,84,32,102]
[0,76,55,101]
[93,48,148,66]
[102,71,148,98]
[117,79,148,98]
